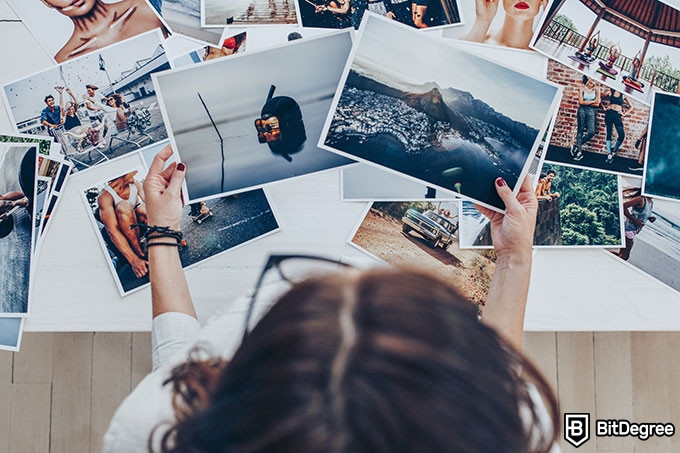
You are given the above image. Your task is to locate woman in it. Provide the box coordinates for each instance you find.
[104,94,131,132]
[603,88,632,164]
[617,189,655,261]
[622,57,645,90]
[571,75,601,161]
[41,0,168,63]
[103,147,558,452]
[57,85,104,152]
[462,0,548,50]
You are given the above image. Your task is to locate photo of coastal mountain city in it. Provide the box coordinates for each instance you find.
[2,1,680,451]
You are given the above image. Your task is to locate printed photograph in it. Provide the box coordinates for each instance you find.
[0,318,24,351]
[224,26,331,53]
[544,60,650,176]
[201,0,299,26]
[342,164,456,201]
[0,144,37,316]
[349,201,497,308]
[35,155,73,242]
[154,32,354,202]
[442,0,551,50]
[0,134,52,157]
[460,162,623,247]
[154,0,223,44]
[82,163,280,295]
[609,179,680,295]
[531,0,680,105]
[3,30,170,173]
[299,0,461,30]
[321,15,561,211]
[7,0,169,63]
[643,92,680,202]
[172,32,247,67]
[34,176,51,251]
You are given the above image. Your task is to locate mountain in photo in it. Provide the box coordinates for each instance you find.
[325,69,542,209]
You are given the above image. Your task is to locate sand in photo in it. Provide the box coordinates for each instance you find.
[531,0,680,106]
[544,60,650,176]
[0,144,37,316]
[643,92,680,202]
[2,30,170,173]
[203,0,299,26]
[350,201,496,307]
[154,32,354,201]
[8,0,169,63]
[322,15,560,211]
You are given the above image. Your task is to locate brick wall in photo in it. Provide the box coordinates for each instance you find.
[547,60,650,160]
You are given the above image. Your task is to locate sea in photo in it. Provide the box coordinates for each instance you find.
[155,32,354,201]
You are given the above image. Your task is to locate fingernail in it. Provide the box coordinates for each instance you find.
[495,177,506,187]
[177,163,186,171]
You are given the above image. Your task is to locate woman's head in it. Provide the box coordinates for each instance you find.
[159,268,558,453]
[502,0,547,21]
[66,102,76,115]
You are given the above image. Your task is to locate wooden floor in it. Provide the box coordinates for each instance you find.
[1,332,679,452]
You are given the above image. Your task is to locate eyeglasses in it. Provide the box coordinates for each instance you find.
[242,254,353,342]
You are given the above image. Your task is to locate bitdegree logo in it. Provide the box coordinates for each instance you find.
[597,419,675,441]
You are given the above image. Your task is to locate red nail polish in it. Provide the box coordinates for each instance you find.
[495,177,505,187]
[177,163,186,171]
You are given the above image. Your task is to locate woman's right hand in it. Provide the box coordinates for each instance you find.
[143,145,185,231]
[475,175,538,262]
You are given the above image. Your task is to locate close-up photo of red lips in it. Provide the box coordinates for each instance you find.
[515,1,531,10]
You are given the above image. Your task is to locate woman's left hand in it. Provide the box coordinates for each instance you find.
[143,145,185,231]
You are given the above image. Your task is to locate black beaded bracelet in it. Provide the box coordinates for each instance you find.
[147,241,183,248]
[132,224,183,242]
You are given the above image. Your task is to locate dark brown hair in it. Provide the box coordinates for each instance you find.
[157,268,559,452]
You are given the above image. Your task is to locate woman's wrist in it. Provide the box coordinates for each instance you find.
[495,249,532,269]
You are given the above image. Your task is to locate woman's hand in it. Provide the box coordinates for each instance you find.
[475,175,538,262]
[473,0,499,26]
[143,145,186,231]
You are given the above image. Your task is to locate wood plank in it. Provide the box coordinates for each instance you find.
[593,332,634,453]
[556,332,596,453]
[667,333,680,453]
[0,350,11,384]
[631,332,672,452]
[523,332,558,392]
[131,332,152,389]
[12,332,53,383]
[50,332,93,453]
[0,383,10,453]
[9,383,51,453]
[90,333,132,453]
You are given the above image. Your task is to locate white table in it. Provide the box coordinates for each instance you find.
[1,2,678,332]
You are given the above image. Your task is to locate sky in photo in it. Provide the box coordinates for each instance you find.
[4,30,166,123]
[353,16,559,130]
